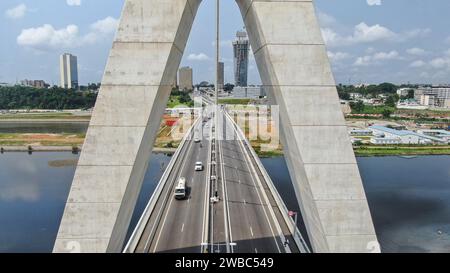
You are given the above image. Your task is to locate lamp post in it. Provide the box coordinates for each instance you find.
[288,211,298,242]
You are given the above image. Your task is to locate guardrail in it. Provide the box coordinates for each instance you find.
[224,110,311,253]
[123,117,200,253]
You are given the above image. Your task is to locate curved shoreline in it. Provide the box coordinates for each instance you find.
[0,145,176,154]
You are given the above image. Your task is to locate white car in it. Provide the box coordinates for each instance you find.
[194,162,203,171]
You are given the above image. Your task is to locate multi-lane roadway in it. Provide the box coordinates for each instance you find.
[129,98,301,253]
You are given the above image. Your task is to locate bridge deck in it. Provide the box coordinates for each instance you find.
[127,106,303,253]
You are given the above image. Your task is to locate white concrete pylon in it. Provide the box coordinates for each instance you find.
[236,0,378,253]
[53,0,202,253]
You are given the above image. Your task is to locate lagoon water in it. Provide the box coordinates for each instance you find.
[0,152,449,253]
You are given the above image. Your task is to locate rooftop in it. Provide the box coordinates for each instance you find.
[369,125,446,143]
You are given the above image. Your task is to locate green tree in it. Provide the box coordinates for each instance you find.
[385,94,398,107]
[349,100,365,113]
[382,109,393,119]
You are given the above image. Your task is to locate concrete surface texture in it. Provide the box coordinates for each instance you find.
[236,0,378,252]
[53,0,201,253]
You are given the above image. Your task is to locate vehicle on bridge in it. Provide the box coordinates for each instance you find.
[194,161,203,171]
[174,177,186,200]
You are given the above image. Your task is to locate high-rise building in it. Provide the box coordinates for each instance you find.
[179,66,193,91]
[60,53,78,89]
[218,62,224,91]
[233,30,249,87]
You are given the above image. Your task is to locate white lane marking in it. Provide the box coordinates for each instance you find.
[255,248,258,253]
[181,223,185,232]
[250,226,254,237]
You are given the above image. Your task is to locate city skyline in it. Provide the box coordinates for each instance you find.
[1,0,450,86]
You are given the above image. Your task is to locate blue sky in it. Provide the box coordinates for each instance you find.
[1,0,450,86]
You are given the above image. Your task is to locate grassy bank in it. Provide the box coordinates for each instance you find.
[0,133,85,146]
[0,113,91,120]
[354,145,450,156]
[218,98,251,105]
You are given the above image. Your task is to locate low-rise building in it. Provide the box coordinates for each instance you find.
[233,86,265,99]
[415,87,450,109]
[417,129,450,143]
[397,88,413,97]
[369,125,445,145]
[20,79,47,88]
[349,129,373,136]
[370,137,401,145]
[349,93,363,100]
[397,99,428,110]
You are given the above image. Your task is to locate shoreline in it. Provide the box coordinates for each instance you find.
[0,119,90,123]
[0,145,177,154]
[1,144,449,157]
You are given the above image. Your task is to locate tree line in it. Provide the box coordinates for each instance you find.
[0,86,97,110]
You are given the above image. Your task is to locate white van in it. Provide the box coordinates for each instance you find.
[174,177,186,200]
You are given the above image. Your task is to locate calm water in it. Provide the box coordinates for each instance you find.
[0,152,449,253]
[0,122,89,134]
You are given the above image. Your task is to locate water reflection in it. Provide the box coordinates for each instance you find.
[0,152,449,253]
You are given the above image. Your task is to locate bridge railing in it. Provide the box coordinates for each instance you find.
[224,110,311,253]
[123,116,200,253]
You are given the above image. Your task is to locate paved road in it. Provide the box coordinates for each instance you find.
[134,120,211,253]
[131,104,301,253]
[214,110,288,253]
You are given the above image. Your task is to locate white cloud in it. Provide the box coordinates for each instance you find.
[66,0,81,6]
[372,51,400,60]
[406,47,426,56]
[17,24,79,49]
[351,22,396,43]
[322,22,395,47]
[321,17,430,48]
[367,0,382,6]
[5,4,27,19]
[317,11,337,27]
[402,28,431,40]
[187,53,210,61]
[354,50,400,66]
[354,56,372,66]
[429,57,450,69]
[90,16,118,34]
[321,28,341,46]
[327,51,351,62]
[410,60,426,68]
[17,17,118,50]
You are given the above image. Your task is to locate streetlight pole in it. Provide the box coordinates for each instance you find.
[215,0,220,107]
[214,0,220,255]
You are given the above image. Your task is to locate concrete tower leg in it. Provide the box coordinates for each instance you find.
[53,0,202,253]
[236,0,379,253]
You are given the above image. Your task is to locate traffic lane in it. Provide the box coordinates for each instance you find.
[152,138,210,253]
[134,136,195,252]
[173,139,210,252]
[149,138,200,252]
[221,138,282,253]
[153,118,212,252]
